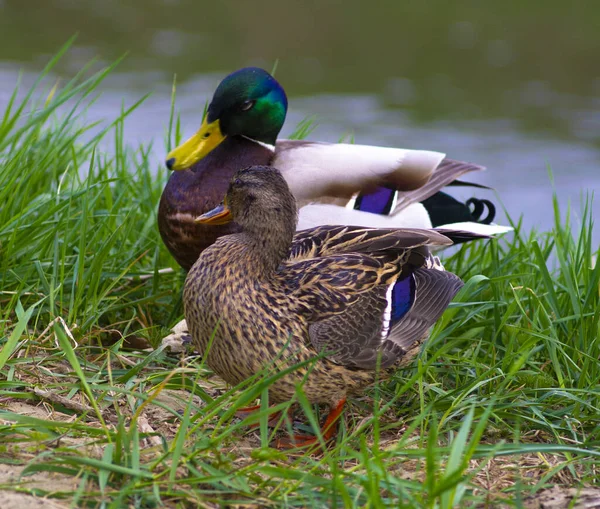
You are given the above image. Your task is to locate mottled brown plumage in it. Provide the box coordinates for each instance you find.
[184,165,482,447]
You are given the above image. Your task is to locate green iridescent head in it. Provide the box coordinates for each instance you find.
[166,67,288,170]
[208,67,288,143]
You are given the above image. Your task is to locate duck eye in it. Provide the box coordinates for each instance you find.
[240,100,255,112]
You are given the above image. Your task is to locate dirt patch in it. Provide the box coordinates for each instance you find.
[523,486,600,509]
[0,491,70,509]
[0,464,77,508]
[144,388,206,440]
[1,400,75,422]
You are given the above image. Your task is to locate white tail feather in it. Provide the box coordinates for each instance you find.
[435,222,513,236]
[297,205,513,239]
[297,203,433,231]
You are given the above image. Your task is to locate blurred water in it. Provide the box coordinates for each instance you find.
[1,0,599,243]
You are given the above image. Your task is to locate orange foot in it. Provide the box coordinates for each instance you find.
[275,398,346,450]
[235,404,288,429]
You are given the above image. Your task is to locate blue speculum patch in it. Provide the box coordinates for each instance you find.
[391,275,416,324]
[354,186,396,215]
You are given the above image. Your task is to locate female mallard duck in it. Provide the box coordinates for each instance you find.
[184,165,486,448]
[160,66,508,271]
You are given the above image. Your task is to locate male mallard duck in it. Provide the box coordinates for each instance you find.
[160,66,508,271]
[184,165,486,448]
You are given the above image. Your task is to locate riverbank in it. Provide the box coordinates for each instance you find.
[1,60,599,509]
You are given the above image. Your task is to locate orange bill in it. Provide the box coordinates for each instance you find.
[194,201,232,225]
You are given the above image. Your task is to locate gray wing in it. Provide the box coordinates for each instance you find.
[306,263,463,370]
[290,226,455,261]
[394,158,485,213]
[274,139,442,197]
[385,267,463,351]
[308,288,403,369]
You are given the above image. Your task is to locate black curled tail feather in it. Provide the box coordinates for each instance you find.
[421,192,497,227]
[466,198,496,224]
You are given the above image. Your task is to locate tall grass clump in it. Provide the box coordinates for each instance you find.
[0,45,180,349]
[0,47,599,508]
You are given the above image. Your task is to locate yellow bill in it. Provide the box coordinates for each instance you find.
[166,118,225,170]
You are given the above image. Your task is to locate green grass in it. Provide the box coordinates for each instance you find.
[1,50,599,508]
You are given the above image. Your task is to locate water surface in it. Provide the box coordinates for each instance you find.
[1,0,599,241]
